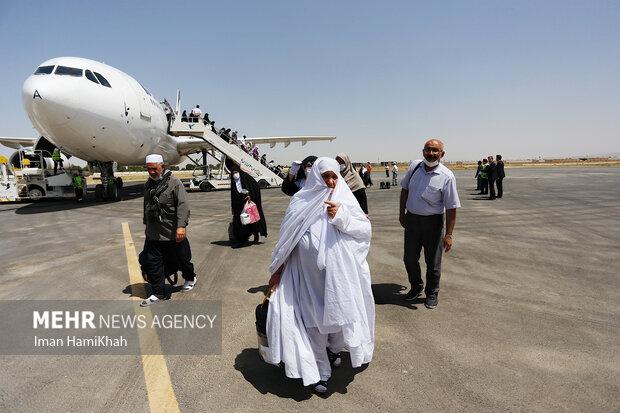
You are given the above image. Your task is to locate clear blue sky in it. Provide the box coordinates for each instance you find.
[0,0,618,163]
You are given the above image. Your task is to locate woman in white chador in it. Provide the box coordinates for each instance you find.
[263,157,375,394]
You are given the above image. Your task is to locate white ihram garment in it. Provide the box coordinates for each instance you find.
[263,157,375,386]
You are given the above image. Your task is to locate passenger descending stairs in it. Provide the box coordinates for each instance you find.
[169,119,283,188]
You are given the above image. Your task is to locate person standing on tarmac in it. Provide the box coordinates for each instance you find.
[359,164,368,186]
[365,162,373,187]
[478,158,488,195]
[399,139,461,309]
[391,162,399,186]
[336,153,369,214]
[487,155,498,200]
[72,171,86,203]
[139,154,196,307]
[385,163,390,178]
[227,158,267,247]
[474,160,483,191]
[496,154,506,198]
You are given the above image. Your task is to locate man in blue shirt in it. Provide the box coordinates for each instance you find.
[399,139,461,309]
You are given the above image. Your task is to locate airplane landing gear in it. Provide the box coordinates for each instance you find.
[93,161,121,202]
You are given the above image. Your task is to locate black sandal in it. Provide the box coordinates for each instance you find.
[313,380,328,394]
[327,348,342,367]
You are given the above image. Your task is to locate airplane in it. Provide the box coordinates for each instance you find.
[0,56,335,200]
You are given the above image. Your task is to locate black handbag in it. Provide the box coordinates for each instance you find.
[228,222,235,243]
[255,293,271,361]
[255,299,268,335]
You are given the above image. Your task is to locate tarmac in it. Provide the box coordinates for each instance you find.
[0,167,618,412]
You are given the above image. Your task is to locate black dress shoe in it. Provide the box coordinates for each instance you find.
[425,292,439,309]
[404,285,424,301]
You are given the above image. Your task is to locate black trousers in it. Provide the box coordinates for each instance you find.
[353,188,368,214]
[476,176,481,190]
[404,212,444,294]
[139,238,195,296]
[496,178,503,198]
[480,178,488,194]
[74,187,84,201]
[488,178,496,199]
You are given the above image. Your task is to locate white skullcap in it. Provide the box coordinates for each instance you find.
[145,154,164,164]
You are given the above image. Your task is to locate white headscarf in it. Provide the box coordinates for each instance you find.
[269,157,371,327]
[269,157,366,272]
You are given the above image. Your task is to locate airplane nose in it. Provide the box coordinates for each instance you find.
[22,75,77,129]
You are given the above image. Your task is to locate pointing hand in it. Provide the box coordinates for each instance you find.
[324,200,340,218]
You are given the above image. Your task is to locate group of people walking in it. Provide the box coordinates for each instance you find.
[475,155,506,199]
[182,105,285,178]
[137,137,461,395]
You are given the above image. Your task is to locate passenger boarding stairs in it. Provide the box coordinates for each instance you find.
[168,119,283,189]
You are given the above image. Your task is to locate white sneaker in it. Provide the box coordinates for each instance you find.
[182,277,197,292]
[140,295,161,307]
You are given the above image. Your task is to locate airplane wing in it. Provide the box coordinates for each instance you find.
[0,136,37,149]
[174,135,337,155]
[245,136,336,148]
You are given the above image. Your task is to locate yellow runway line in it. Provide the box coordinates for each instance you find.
[122,222,181,413]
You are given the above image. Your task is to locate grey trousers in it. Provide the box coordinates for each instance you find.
[404,212,444,294]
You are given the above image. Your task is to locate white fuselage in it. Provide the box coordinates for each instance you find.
[22,57,180,165]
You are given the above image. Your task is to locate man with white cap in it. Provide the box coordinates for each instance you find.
[139,154,196,306]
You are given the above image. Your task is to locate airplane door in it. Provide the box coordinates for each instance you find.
[122,78,151,122]
[134,80,152,121]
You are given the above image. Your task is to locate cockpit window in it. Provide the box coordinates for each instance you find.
[34,65,55,75]
[85,70,99,84]
[55,66,83,77]
[94,72,111,88]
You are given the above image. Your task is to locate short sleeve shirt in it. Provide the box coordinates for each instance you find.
[400,160,461,216]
